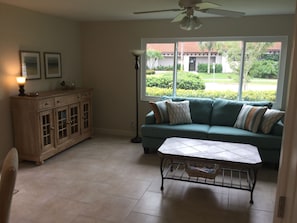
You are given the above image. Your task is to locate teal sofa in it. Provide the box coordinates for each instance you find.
[141,98,284,165]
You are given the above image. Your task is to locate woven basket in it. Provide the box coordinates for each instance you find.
[185,162,220,179]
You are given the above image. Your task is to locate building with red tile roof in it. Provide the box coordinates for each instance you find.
[146,41,280,73]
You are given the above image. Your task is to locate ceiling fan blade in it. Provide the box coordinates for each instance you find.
[171,12,186,23]
[195,2,220,10]
[133,8,182,14]
[201,8,245,17]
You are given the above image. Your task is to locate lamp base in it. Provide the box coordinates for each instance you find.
[18,85,25,96]
[131,136,142,143]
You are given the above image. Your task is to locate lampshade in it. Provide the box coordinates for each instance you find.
[130,49,145,56]
[16,76,26,85]
[180,16,202,31]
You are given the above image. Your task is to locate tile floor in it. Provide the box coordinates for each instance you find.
[10,135,278,223]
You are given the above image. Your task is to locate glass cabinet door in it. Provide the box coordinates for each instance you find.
[55,104,80,145]
[81,101,91,133]
[39,110,55,152]
[69,103,80,137]
[56,106,69,144]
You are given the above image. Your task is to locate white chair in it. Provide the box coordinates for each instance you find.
[0,148,18,223]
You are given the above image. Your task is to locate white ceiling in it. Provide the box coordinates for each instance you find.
[0,0,295,21]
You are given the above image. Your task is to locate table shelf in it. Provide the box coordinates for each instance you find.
[160,159,257,204]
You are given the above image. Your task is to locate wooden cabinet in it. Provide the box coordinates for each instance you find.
[11,88,93,164]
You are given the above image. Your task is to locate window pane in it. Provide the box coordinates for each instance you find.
[176,41,207,98]
[142,37,286,106]
[243,42,281,102]
[175,41,242,99]
[145,43,175,97]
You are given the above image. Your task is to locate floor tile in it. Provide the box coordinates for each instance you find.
[10,135,277,223]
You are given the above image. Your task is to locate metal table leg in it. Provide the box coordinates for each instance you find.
[160,157,164,190]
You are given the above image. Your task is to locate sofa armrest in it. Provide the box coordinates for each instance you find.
[145,111,156,124]
[270,120,284,136]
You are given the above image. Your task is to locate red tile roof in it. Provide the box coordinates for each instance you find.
[147,42,281,54]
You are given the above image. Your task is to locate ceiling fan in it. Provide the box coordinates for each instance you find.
[133,0,245,31]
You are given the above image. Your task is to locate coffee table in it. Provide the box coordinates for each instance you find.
[158,137,262,204]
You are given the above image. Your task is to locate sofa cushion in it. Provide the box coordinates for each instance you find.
[234,105,267,133]
[208,126,282,150]
[188,98,213,124]
[141,123,210,139]
[211,99,244,126]
[166,101,192,125]
[260,109,285,134]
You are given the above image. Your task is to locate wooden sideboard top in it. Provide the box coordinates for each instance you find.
[11,88,93,100]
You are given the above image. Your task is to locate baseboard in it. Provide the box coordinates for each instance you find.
[94,127,136,137]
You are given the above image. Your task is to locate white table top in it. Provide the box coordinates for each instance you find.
[158,137,262,166]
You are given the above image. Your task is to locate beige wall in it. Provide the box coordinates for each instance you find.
[81,15,294,137]
[0,3,82,162]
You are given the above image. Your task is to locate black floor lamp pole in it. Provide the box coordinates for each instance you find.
[131,50,144,143]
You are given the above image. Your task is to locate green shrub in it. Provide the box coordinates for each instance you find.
[197,63,222,73]
[156,64,181,71]
[146,87,276,102]
[242,90,275,101]
[146,75,172,88]
[249,60,279,79]
[198,64,208,73]
[146,71,205,90]
[177,73,205,90]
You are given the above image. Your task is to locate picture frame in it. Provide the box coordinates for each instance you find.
[44,52,62,78]
[20,51,41,80]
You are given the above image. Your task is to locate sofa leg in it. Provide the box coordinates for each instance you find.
[143,147,150,154]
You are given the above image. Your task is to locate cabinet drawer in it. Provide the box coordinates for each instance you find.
[39,99,54,110]
[55,94,79,107]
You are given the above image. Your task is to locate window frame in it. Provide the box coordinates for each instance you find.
[140,36,288,108]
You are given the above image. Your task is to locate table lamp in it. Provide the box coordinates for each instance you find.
[16,76,26,96]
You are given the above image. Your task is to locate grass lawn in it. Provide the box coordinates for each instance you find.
[148,71,277,87]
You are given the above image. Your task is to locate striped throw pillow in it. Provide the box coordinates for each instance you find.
[260,109,285,134]
[234,104,267,133]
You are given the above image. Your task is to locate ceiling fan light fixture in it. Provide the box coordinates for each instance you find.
[180,15,202,31]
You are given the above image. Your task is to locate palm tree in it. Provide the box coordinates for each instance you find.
[146,50,163,70]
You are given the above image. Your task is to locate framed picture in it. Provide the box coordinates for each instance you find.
[20,51,41,80]
[44,52,62,78]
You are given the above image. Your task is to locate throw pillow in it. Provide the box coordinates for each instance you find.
[234,104,267,133]
[149,99,171,124]
[166,100,192,125]
[260,109,285,134]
